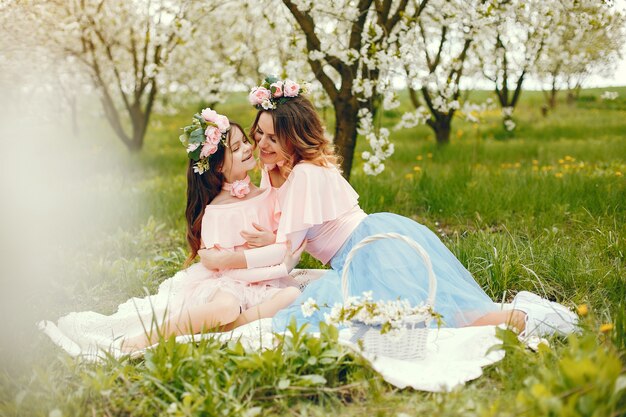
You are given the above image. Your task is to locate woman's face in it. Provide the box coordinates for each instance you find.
[254,112,286,165]
[221,127,255,181]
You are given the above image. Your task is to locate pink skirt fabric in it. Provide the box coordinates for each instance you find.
[180,263,287,310]
[45,262,291,355]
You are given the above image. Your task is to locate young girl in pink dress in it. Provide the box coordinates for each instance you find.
[40,111,302,356]
[201,78,578,340]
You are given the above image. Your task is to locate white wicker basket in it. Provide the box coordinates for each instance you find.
[341,232,438,360]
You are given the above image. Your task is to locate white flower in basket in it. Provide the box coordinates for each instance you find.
[302,233,441,361]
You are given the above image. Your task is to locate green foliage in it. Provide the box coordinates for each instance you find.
[4,321,379,416]
[515,333,625,417]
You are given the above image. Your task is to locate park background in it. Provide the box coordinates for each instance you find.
[0,0,625,415]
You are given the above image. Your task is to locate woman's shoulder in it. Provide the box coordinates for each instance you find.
[282,161,354,199]
[291,161,341,177]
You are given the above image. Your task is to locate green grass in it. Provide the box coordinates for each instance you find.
[1,88,625,416]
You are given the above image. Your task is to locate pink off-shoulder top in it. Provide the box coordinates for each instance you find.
[201,187,290,282]
[244,162,366,268]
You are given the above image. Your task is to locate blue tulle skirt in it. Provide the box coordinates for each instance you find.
[273,213,498,332]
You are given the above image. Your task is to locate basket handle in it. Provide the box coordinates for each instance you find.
[340,232,437,308]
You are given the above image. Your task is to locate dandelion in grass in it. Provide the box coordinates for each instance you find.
[600,323,614,333]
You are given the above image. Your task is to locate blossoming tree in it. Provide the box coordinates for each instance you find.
[28,0,220,152]
[394,0,495,144]
[534,0,626,109]
[474,0,553,131]
[278,0,430,179]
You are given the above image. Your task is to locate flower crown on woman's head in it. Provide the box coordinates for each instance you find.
[179,107,230,174]
[248,75,310,110]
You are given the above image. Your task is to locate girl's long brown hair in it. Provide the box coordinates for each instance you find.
[183,122,244,267]
[249,95,339,177]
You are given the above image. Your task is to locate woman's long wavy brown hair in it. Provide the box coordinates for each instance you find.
[183,122,245,267]
[249,95,339,177]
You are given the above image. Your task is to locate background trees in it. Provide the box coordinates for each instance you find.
[475,0,553,130]
[534,0,626,110]
[3,0,624,176]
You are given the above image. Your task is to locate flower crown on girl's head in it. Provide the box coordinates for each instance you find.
[248,75,310,110]
[179,108,230,174]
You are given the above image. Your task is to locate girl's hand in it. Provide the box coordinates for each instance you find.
[241,222,276,248]
[283,240,307,273]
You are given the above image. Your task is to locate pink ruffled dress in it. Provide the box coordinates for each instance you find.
[40,187,294,356]
[246,162,497,331]
[181,187,293,309]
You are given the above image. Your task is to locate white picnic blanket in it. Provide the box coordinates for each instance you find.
[40,317,504,392]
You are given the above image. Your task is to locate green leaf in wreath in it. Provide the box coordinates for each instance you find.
[265,75,279,86]
[188,146,202,161]
[189,128,205,144]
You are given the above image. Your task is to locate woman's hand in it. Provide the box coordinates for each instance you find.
[283,240,307,273]
[198,248,226,270]
[241,222,276,248]
[198,247,247,270]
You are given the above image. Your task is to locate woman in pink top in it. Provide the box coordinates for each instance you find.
[200,78,578,339]
[41,111,303,356]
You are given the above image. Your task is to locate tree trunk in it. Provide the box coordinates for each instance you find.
[549,89,557,109]
[332,94,360,180]
[435,122,450,145]
[549,75,558,109]
[427,116,451,145]
[128,110,147,152]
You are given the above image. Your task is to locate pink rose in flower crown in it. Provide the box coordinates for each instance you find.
[205,125,222,145]
[186,142,200,153]
[201,108,218,123]
[200,141,218,158]
[248,87,271,106]
[215,114,230,132]
[230,179,250,198]
[270,81,284,98]
[283,79,300,97]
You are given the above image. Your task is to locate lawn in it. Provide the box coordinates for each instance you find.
[1,87,625,416]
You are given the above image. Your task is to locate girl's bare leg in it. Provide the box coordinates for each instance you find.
[468,309,527,332]
[122,290,241,351]
[222,287,301,331]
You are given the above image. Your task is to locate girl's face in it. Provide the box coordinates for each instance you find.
[221,127,256,181]
[254,112,287,166]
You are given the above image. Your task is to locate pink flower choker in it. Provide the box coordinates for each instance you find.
[179,107,230,175]
[249,76,310,110]
[222,175,251,198]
